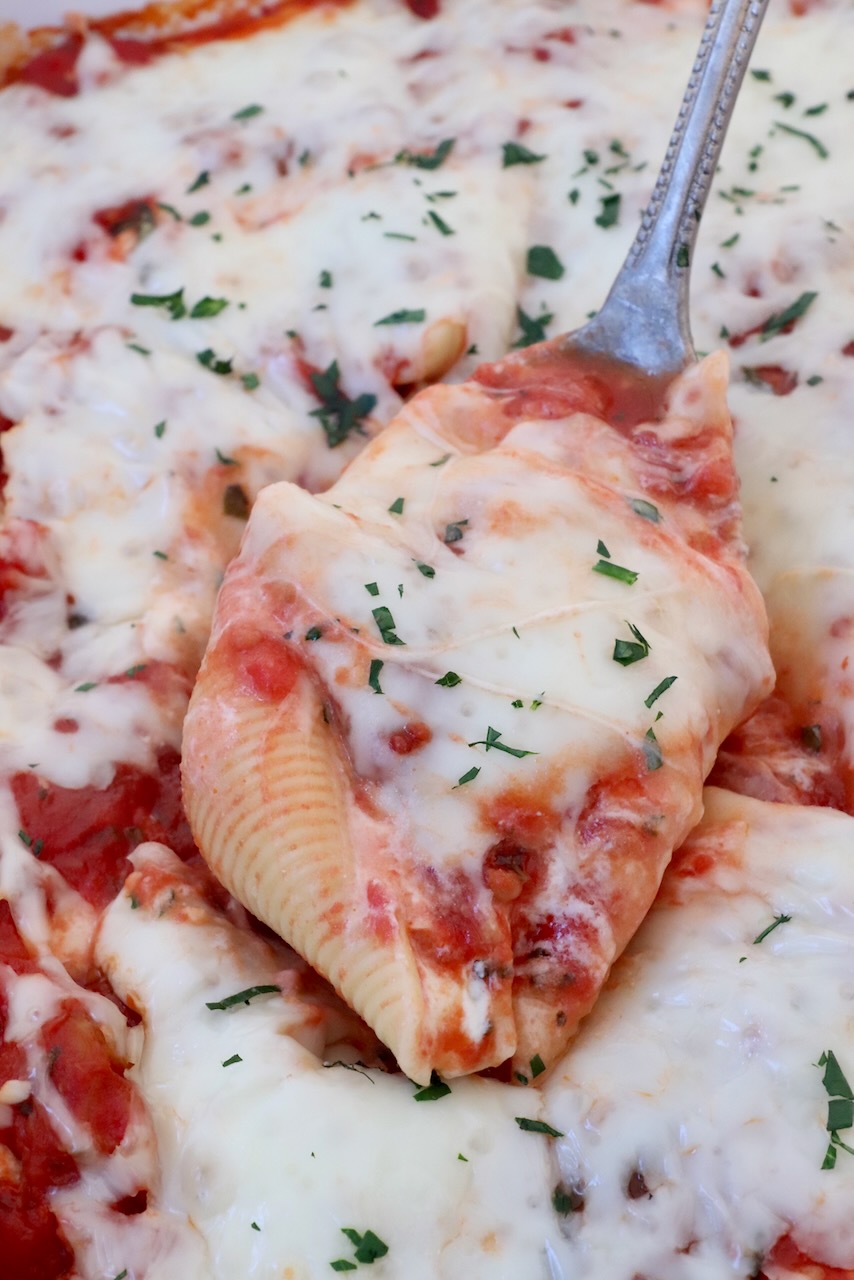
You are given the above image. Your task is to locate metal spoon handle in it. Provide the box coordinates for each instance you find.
[573,0,771,376]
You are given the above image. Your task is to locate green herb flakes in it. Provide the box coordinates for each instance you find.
[426,209,454,236]
[644,675,677,709]
[773,120,829,159]
[368,659,384,695]
[515,1117,564,1138]
[454,766,480,788]
[753,913,792,945]
[595,193,621,229]
[612,622,651,666]
[629,497,661,523]
[502,141,546,167]
[512,306,553,349]
[593,558,638,585]
[309,361,377,448]
[413,1072,451,1101]
[206,985,281,1012]
[526,245,564,280]
[372,606,405,646]
[396,137,455,170]
[130,288,186,320]
[761,291,817,341]
[375,308,426,327]
[468,726,537,759]
[435,671,461,688]
[190,296,229,319]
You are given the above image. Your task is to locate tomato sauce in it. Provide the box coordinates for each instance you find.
[474,341,676,433]
[0,907,140,1280]
[758,1234,854,1279]
[5,0,355,96]
[11,746,197,911]
[41,1002,133,1155]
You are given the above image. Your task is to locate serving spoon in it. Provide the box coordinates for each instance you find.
[560,0,770,397]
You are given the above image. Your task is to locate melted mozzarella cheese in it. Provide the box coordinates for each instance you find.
[0,0,852,1275]
[544,788,854,1278]
[98,844,563,1280]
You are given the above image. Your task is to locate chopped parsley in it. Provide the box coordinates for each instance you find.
[222,1053,242,1067]
[387,497,405,514]
[375,309,426,326]
[721,232,740,248]
[319,270,333,288]
[612,622,651,666]
[339,1227,389,1265]
[468,726,537,759]
[443,519,468,544]
[396,137,455,170]
[760,291,817,341]
[530,1054,546,1079]
[414,561,435,578]
[368,659,384,694]
[305,626,323,642]
[157,201,182,220]
[753,913,792,945]
[130,288,186,320]
[426,209,454,236]
[309,361,377,448]
[331,1263,357,1273]
[593,556,638,585]
[775,91,796,109]
[126,342,150,356]
[232,103,263,120]
[205,984,281,1011]
[676,243,690,268]
[515,1117,564,1138]
[153,550,168,560]
[751,68,771,81]
[215,447,238,466]
[241,372,260,391]
[154,420,166,438]
[642,727,663,771]
[187,169,210,193]
[75,682,97,692]
[818,1050,854,1169]
[502,141,546,167]
[190,296,229,319]
[594,193,621,229]
[364,582,380,597]
[644,675,677,708]
[189,210,211,226]
[628,497,660,523]
[454,766,480,788]
[413,1072,451,1101]
[526,245,564,280]
[372,606,405,645]
[251,1222,261,1232]
[773,120,829,159]
[435,671,461,687]
[512,305,553,348]
[197,349,234,376]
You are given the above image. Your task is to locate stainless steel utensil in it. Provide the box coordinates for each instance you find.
[569,0,771,379]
